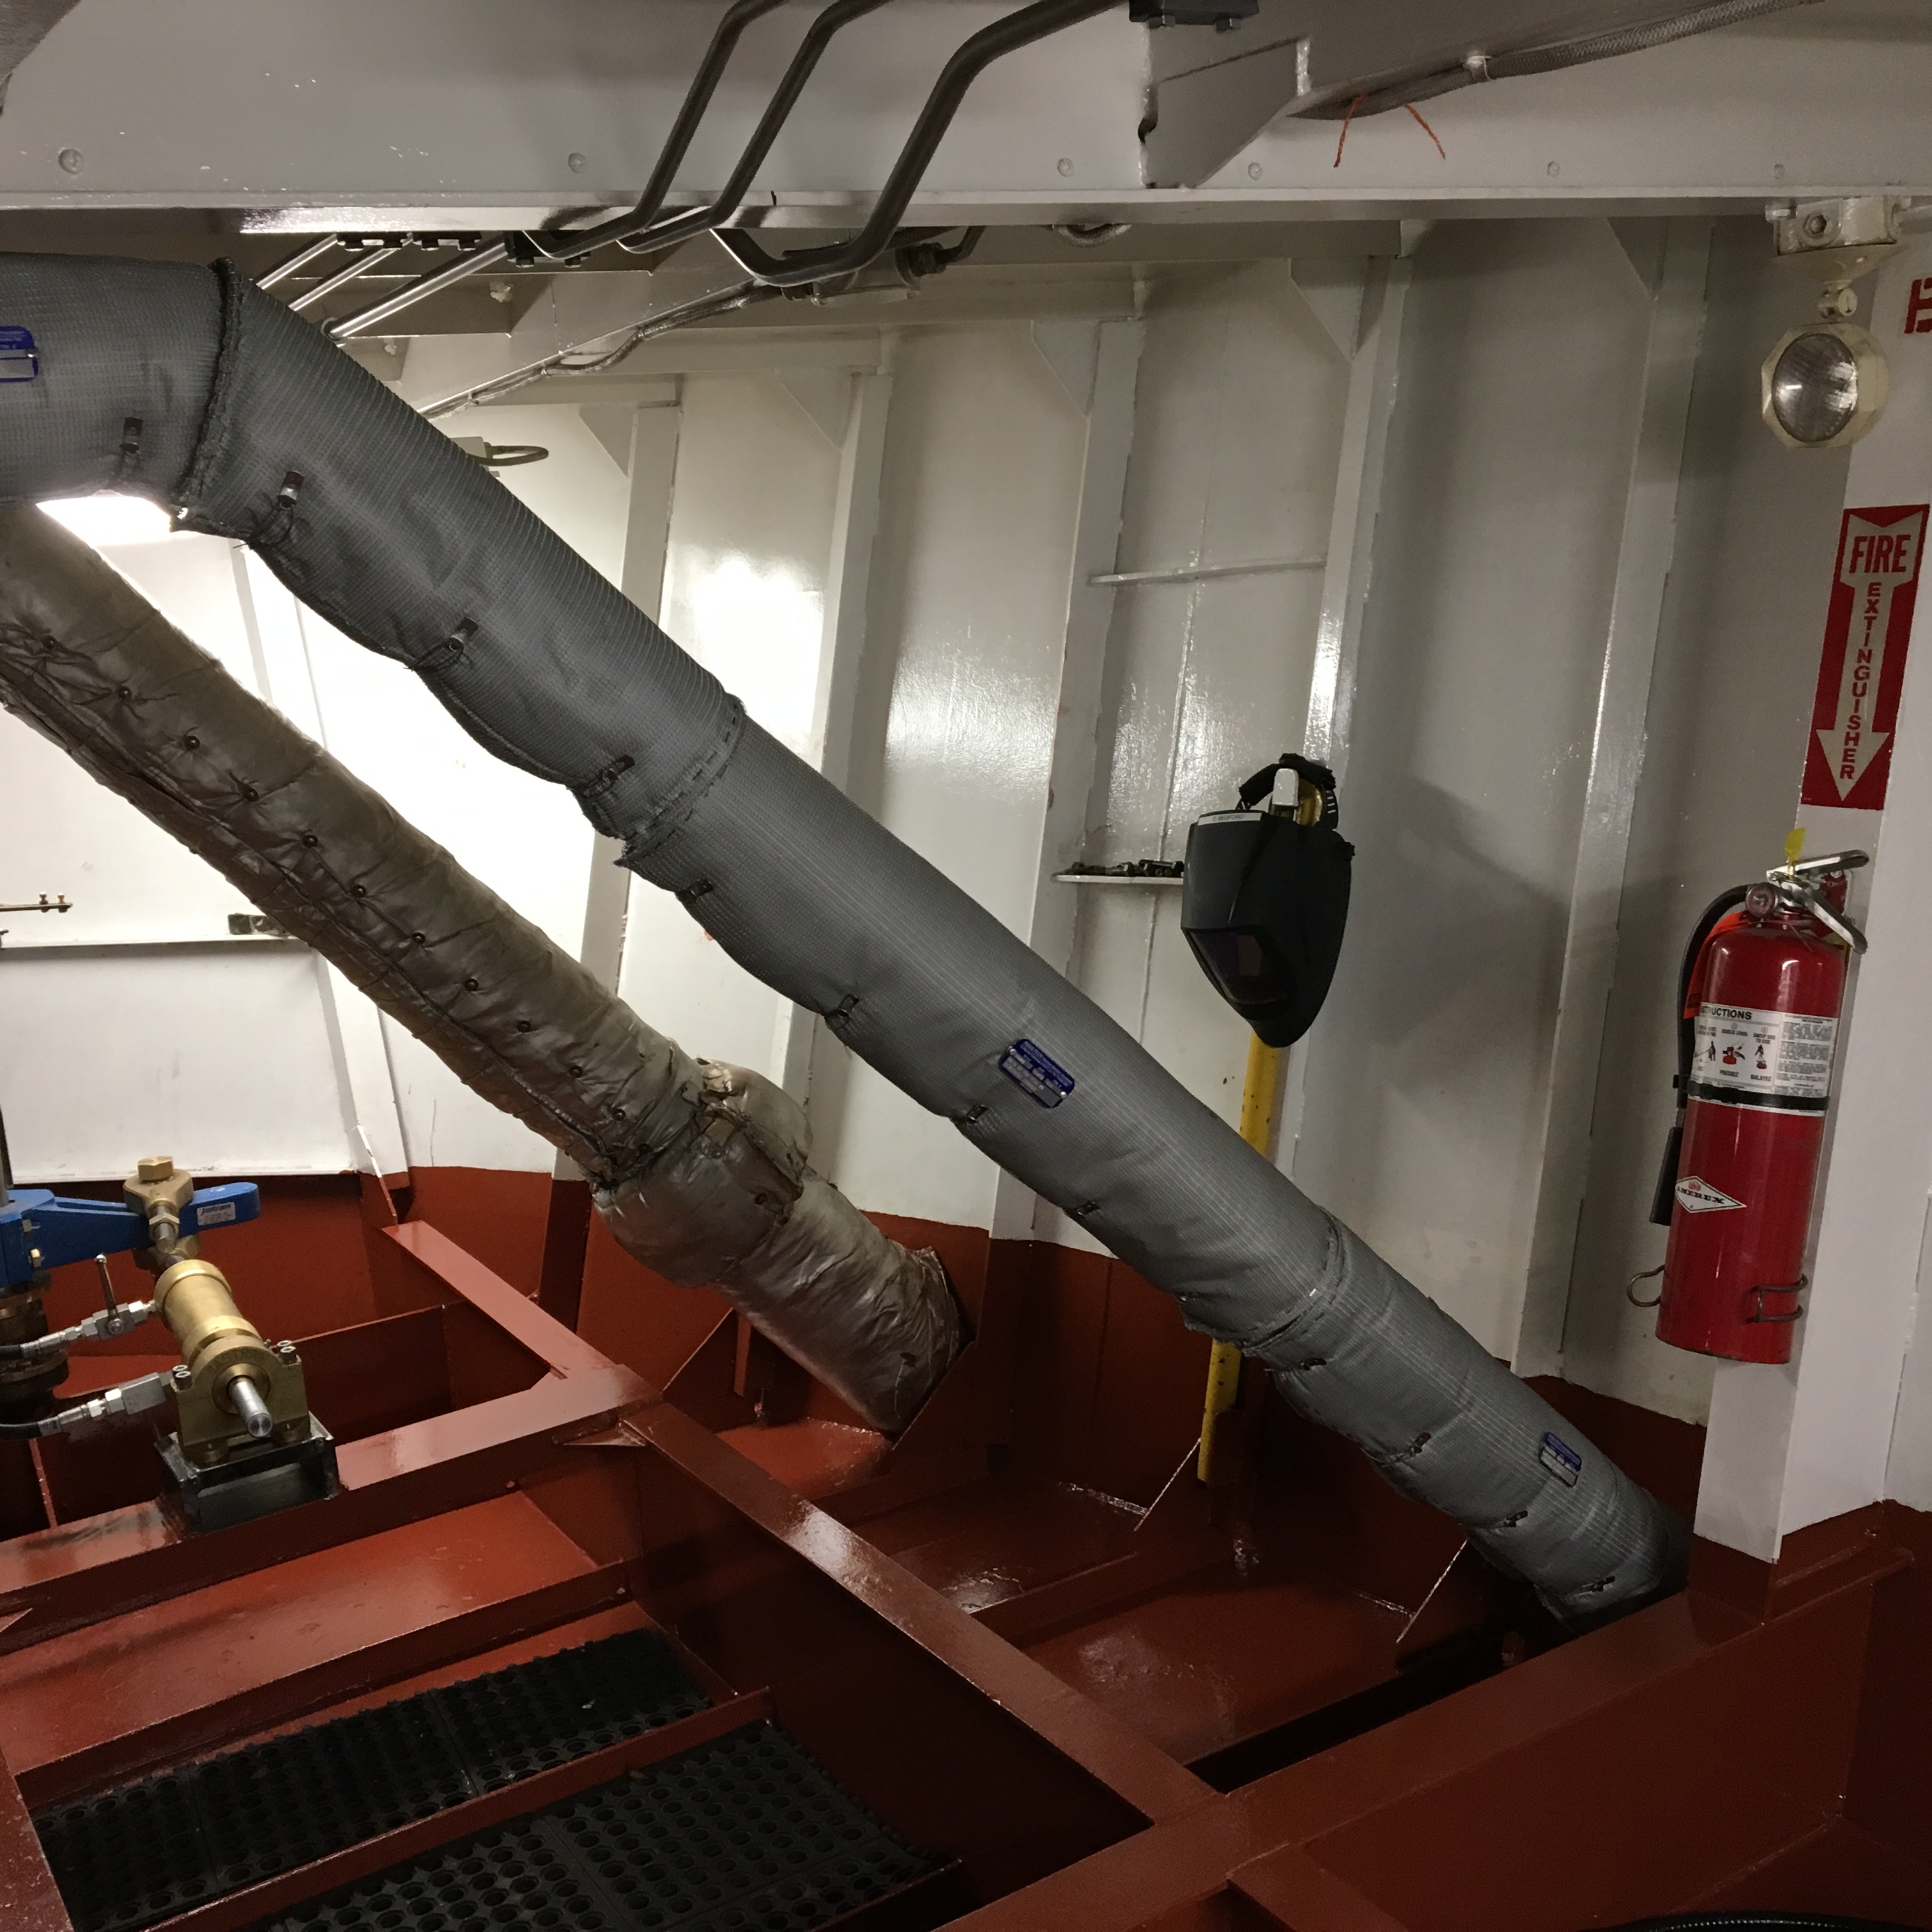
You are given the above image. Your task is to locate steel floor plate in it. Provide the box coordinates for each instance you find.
[261,1724,930,1932]
[34,1629,709,1932]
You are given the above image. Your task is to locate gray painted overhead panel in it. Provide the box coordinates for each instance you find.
[0,254,1685,1618]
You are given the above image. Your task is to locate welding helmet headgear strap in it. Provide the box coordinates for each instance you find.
[1236,753,1340,825]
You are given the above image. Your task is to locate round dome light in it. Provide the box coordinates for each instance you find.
[1771,331,1859,443]
[1761,323,1887,449]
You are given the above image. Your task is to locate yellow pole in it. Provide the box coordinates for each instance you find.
[1197,1031,1282,1480]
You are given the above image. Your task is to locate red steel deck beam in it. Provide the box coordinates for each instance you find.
[16,1558,638,1808]
[0,1227,653,1658]
[0,1364,652,1655]
[606,1404,1217,1829]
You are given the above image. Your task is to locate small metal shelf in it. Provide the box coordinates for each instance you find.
[1052,866,1184,888]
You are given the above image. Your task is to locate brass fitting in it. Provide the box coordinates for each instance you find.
[154,1257,308,1466]
[125,1154,199,1273]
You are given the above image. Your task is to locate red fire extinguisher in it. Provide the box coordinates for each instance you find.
[1643,847,1869,1363]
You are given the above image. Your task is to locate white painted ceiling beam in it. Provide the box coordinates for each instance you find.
[0,1,1927,220]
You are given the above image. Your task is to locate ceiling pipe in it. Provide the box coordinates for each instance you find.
[254,236,342,293]
[532,0,795,258]
[328,0,792,340]
[714,0,1117,289]
[331,0,1110,340]
[287,245,401,314]
[599,0,904,264]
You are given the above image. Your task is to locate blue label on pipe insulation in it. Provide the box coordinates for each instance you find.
[1540,1432,1583,1487]
[0,327,39,382]
[1000,1038,1075,1109]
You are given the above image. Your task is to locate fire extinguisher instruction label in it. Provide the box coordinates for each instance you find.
[1688,1004,1837,1113]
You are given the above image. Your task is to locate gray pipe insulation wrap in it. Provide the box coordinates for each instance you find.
[0,503,962,1434]
[0,254,1686,1618]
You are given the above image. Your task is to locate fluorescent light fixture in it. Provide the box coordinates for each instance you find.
[38,493,177,547]
[239,206,564,233]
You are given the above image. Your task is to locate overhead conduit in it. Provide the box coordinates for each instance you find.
[0,253,1686,1621]
[0,503,962,1435]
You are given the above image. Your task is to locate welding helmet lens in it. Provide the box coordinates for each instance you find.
[1190,924,1289,1006]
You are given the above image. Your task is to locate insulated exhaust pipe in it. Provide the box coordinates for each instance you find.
[0,504,962,1434]
[0,255,1685,1618]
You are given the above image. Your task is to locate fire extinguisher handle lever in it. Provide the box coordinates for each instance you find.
[1765,847,1869,950]
[1772,879,1868,954]
[1781,848,1869,878]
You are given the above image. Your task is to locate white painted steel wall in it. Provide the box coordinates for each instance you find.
[815,325,1091,1229]
[1291,220,1656,1361]
[1560,221,1851,1425]
[1045,261,1351,1247]
[617,371,843,1085]
[0,529,357,1180]
[0,402,628,1182]
[1665,232,1932,1554]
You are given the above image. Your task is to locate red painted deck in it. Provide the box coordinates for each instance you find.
[0,1173,1925,1930]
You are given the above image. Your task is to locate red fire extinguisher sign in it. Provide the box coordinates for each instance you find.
[1800,504,1929,811]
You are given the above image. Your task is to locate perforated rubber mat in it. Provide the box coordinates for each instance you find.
[34,1628,710,1932]
[261,1724,931,1932]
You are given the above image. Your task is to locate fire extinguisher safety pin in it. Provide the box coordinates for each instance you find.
[1745,1278,1807,1324]
[1626,1264,1665,1309]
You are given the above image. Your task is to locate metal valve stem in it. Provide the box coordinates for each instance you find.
[227,1373,274,1441]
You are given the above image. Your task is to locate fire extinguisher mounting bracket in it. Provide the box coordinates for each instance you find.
[1745,1279,1807,1325]
[1625,1264,1664,1310]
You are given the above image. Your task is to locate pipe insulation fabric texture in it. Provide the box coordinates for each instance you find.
[0,254,1685,1618]
[0,502,961,1435]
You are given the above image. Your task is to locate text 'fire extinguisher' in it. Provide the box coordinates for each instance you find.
[1638,843,1869,1365]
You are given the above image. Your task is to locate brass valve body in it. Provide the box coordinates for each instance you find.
[125,1155,200,1273]
[154,1257,309,1466]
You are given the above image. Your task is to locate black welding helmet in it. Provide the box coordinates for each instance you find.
[1181,755,1353,1048]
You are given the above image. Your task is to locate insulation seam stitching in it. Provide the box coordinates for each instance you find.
[613,695,749,857]
[174,259,243,513]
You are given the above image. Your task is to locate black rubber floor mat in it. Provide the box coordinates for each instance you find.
[35,1627,709,1932]
[260,1723,932,1932]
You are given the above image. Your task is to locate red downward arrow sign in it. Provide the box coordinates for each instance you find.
[1802,505,1929,811]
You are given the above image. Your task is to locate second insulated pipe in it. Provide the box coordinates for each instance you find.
[0,504,962,1433]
